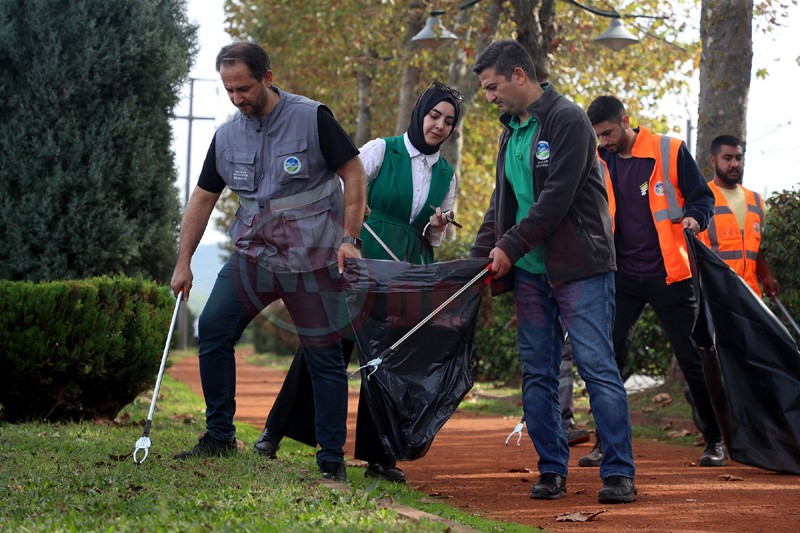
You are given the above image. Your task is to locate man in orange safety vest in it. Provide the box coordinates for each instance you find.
[697,135,780,298]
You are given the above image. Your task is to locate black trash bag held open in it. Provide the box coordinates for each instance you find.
[687,232,800,474]
[342,257,490,461]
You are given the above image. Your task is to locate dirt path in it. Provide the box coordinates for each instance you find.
[168,352,800,532]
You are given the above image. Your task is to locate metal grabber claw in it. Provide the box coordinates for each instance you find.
[505,416,525,446]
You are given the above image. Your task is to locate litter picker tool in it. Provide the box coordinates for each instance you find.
[362,222,401,262]
[772,295,800,338]
[505,416,525,446]
[133,290,183,464]
[353,263,493,379]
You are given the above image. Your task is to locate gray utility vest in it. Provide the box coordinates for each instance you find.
[215,88,343,273]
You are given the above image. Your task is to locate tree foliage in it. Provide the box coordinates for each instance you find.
[0,0,198,282]
[220,0,700,235]
[761,188,800,338]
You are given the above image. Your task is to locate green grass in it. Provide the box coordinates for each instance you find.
[0,374,537,532]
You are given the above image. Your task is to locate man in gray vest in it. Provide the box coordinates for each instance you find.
[170,42,367,483]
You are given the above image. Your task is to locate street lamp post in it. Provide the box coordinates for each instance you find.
[174,77,216,350]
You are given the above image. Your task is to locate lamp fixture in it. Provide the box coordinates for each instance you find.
[592,18,639,51]
[411,10,459,49]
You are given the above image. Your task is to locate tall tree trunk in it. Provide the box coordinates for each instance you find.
[395,0,428,135]
[354,49,375,147]
[510,0,558,83]
[696,0,753,177]
[440,0,504,178]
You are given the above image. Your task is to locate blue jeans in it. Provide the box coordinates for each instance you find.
[198,252,347,465]
[514,268,635,480]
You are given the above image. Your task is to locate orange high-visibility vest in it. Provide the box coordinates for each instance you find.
[605,127,689,284]
[698,182,765,296]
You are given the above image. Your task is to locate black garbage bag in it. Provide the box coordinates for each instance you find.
[687,232,800,474]
[342,257,490,461]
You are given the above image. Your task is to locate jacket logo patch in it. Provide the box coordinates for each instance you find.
[283,156,302,174]
[754,222,761,234]
[535,141,550,160]
[654,181,665,196]
[639,182,648,196]
[233,169,250,181]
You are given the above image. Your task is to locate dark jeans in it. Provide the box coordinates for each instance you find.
[265,338,392,465]
[613,272,722,443]
[198,252,347,465]
[514,269,635,480]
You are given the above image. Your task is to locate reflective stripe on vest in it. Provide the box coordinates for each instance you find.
[238,177,340,215]
[653,136,684,223]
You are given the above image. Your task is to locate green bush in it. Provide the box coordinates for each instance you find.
[762,188,800,338]
[0,276,174,422]
[252,303,301,357]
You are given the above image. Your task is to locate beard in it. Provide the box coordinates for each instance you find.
[714,163,743,186]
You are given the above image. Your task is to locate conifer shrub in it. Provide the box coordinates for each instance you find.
[0,276,174,422]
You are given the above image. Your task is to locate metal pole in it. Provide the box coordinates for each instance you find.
[175,78,216,350]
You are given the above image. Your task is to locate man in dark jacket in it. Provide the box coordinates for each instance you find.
[470,39,636,504]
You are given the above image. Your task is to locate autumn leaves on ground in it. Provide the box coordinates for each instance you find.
[169,351,800,532]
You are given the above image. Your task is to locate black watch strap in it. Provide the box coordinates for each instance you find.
[341,235,363,249]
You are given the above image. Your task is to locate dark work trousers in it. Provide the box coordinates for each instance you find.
[613,272,722,443]
[265,337,393,465]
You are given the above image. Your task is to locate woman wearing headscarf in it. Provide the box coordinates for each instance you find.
[254,82,463,483]
[359,80,462,263]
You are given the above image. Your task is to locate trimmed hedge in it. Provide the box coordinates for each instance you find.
[0,276,174,422]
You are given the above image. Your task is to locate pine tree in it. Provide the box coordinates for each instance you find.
[0,0,198,282]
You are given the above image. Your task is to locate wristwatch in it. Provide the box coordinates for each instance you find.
[341,235,363,250]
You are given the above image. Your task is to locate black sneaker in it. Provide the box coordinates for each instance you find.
[578,440,603,467]
[699,439,727,466]
[253,427,281,459]
[319,461,347,483]
[598,475,637,503]
[530,473,567,500]
[174,433,236,460]
[365,463,406,483]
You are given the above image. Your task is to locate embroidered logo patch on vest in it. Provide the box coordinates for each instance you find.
[535,141,550,160]
[654,181,665,196]
[283,156,302,174]
[639,182,648,196]
[754,222,761,234]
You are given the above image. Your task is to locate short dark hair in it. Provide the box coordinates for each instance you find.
[216,42,271,80]
[586,95,626,126]
[472,39,537,81]
[710,135,741,155]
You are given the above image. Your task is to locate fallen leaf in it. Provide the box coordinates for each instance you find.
[508,467,533,473]
[109,453,131,462]
[667,429,691,438]
[652,392,672,404]
[718,474,744,481]
[556,510,606,522]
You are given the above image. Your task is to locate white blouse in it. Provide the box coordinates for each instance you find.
[358,133,457,247]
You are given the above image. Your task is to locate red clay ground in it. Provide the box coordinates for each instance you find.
[169,351,800,532]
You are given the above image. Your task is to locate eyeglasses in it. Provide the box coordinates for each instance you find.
[426,81,463,103]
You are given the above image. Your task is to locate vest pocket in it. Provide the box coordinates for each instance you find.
[275,139,310,183]
[224,150,257,192]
